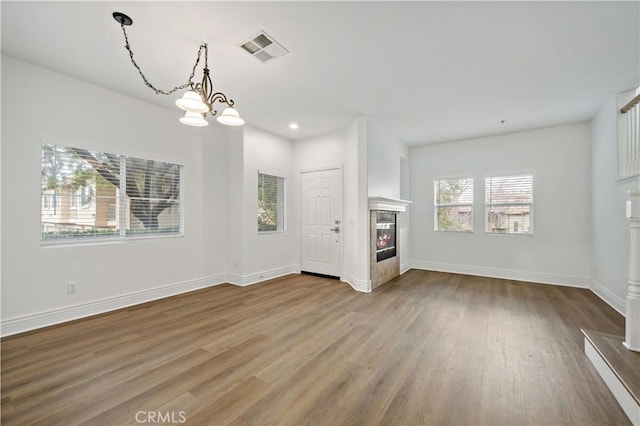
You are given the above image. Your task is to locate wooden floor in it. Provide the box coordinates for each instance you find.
[1,270,630,425]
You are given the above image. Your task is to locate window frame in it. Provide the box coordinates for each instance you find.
[484,173,534,236]
[433,176,474,233]
[41,143,184,245]
[257,172,286,234]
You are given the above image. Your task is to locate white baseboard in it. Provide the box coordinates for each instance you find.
[590,279,626,316]
[226,265,300,287]
[411,260,591,288]
[400,262,411,275]
[1,274,228,337]
[341,272,371,293]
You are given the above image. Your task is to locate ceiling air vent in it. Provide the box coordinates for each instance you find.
[240,31,289,63]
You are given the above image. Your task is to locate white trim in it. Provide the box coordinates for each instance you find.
[400,262,411,275]
[591,278,626,317]
[584,336,639,426]
[368,197,412,212]
[341,272,371,293]
[299,164,343,174]
[0,274,228,337]
[226,265,300,287]
[411,261,590,288]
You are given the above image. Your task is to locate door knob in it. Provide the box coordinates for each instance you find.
[329,227,340,233]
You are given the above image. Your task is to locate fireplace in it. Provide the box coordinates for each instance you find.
[369,197,412,290]
[376,212,396,262]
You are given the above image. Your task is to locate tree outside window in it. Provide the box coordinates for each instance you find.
[434,178,474,232]
[41,144,182,241]
[258,173,285,233]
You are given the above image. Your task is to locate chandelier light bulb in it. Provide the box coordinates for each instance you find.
[216,107,245,126]
[179,111,209,127]
[175,91,209,113]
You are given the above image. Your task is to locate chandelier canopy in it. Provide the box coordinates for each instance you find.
[113,12,244,127]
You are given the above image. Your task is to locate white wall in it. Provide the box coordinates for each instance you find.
[1,56,231,335]
[591,95,640,314]
[236,126,297,284]
[292,128,348,279]
[367,119,411,272]
[410,123,593,287]
[343,117,370,290]
[367,119,409,199]
[293,120,371,291]
[293,128,348,172]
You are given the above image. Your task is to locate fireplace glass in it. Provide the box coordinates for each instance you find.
[376,212,396,262]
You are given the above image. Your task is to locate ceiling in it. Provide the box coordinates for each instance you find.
[1,1,638,145]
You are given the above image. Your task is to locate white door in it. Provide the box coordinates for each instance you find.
[300,168,342,277]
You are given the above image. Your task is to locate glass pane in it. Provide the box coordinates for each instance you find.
[258,173,285,233]
[486,204,532,234]
[436,206,473,232]
[125,157,181,235]
[435,178,473,205]
[41,144,120,241]
[485,175,533,204]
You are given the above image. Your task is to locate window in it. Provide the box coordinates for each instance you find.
[41,144,182,242]
[485,174,533,234]
[258,172,285,233]
[434,177,473,232]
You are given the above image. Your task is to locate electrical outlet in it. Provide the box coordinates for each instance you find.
[67,282,77,294]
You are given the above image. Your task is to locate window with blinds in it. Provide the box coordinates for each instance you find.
[41,144,183,242]
[258,172,285,233]
[434,177,474,232]
[485,174,533,235]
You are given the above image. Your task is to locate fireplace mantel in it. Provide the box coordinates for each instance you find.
[368,197,412,212]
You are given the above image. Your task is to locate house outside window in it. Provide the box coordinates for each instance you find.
[41,144,183,242]
[258,172,286,233]
[434,177,474,232]
[485,174,533,234]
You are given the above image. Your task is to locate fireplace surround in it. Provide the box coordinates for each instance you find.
[369,197,411,290]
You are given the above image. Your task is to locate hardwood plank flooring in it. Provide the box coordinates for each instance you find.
[1,270,630,425]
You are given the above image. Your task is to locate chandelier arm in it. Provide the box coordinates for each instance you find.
[208,92,235,108]
[120,23,199,96]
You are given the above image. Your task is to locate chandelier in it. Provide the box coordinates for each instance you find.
[112,12,244,127]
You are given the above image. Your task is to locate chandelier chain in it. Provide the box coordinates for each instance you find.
[120,23,205,96]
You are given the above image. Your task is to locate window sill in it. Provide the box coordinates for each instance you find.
[258,231,287,236]
[41,233,184,248]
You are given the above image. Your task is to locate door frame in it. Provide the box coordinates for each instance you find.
[299,165,344,278]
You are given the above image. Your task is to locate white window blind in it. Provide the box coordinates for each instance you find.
[125,156,182,236]
[485,174,533,235]
[41,144,182,242]
[258,172,285,233]
[434,177,473,232]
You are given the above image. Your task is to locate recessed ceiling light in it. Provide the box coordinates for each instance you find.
[289,123,299,130]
